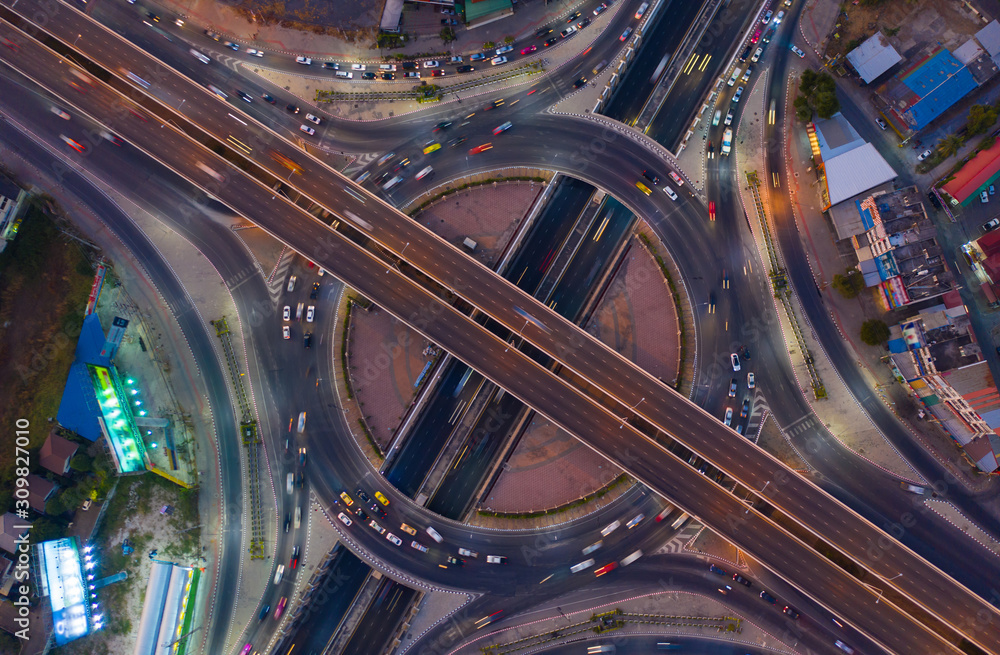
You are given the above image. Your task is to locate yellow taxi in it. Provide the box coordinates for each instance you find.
[423,141,441,154]
[375,491,390,506]
[400,523,417,536]
[339,491,354,506]
[635,181,652,196]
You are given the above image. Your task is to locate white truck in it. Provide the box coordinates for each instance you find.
[721,128,733,156]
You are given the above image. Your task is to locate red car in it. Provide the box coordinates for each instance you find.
[521,45,537,55]
[290,545,300,569]
[750,28,762,44]
[708,201,716,221]
[594,562,618,577]
[469,143,493,154]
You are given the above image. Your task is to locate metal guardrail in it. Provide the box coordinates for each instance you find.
[213,317,266,559]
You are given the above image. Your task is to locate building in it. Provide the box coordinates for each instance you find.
[807,113,897,211]
[0,513,31,556]
[877,46,978,133]
[40,433,80,476]
[840,187,955,310]
[26,475,57,514]
[132,561,197,655]
[459,0,513,28]
[939,137,1000,206]
[846,33,902,84]
[887,302,1000,473]
[0,174,29,252]
[961,224,1000,306]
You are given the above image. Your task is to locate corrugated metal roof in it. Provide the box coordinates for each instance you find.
[846,33,902,83]
[825,143,898,206]
[976,19,1000,57]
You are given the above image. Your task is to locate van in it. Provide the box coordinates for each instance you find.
[664,185,678,201]
[335,71,353,79]
[190,49,211,64]
[379,64,396,71]
[727,67,741,86]
[426,526,444,543]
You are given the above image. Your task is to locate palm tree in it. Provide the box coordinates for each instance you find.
[936,134,964,159]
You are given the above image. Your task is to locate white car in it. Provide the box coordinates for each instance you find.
[410,540,428,552]
[571,559,595,573]
[337,512,353,526]
[724,110,734,126]
[306,306,315,322]
[247,48,264,57]
[458,548,479,558]
[491,56,508,66]
[664,185,678,201]
[387,533,402,546]
[305,113,322,125]
[731,353,741,371]
[495,45,513,55]
[790,45,806,58]
[426,526,444,543]
[751,47,763,63]
[282,325,290,340]
[668,171,684,187]
[273,564,285,584]
[762,10,772,23]
[416,166,434,180]
[369,520,385,534]
[601,520,620,536]
[724,408,733,426]
[486,555,507,564]
[917,149,932,161]
[300,125,316,135]
[982,190,990,204]
[422,60,440,68]
[282,305,290,321]
[351,63,366,71]
[287,275,297,292]
[747,372,755,389]
[296,56,312,65]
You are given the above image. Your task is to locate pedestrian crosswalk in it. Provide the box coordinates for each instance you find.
[743,391,768,443]
[267,247,292,305]
[653,521,702,555]
[343,153,378,178]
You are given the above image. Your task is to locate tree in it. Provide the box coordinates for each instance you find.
[814,90,840,119]
[860,319,890,346]
[936,133,963,159]
[796,70,840,121]
[832,269,864,298]
[503,35,515,44]
[794,95,812,122]
[966,104,997,136]
[440,27,455,44]
[45,493,67,517]
[70,453,92,472]
[799,69,819,96]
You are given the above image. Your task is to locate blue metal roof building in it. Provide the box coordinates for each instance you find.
[893,47,978,131]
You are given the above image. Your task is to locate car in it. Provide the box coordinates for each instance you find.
[224,41,239,51]
[571,559,596,573]
[731,353,741,371]
[305,306,315,323]
[601,520,620,536]
[619,27,632,41]
[283,513,291,532]
[917,149,933,161]
[274,596,288,618]
[729,378,737,397]
[274,564,285,584]
[668,171,684,187]
[594,562,618,576]
[351,64,366,71]
[383,175,403,191]
[544,37,559,47]
[365,71,380,79]
[369,503,387,520]
[416,166,434,181]
[663,185,678,201]
[732,86,744,103]
[626,513,644,528]
[982,191,990,204]
[642,170,660,185]
[790,44,806,58]
[760,591,777,603]
[241,644,253,655]
[303,332,312,348]
[245,48,263,57]
[444,555,463,567]
[400,523,417,536]
[369,520,385,534]
[733,573,751,586]
[457,65,475,73]
[448,136,468,148]
[834,640,855,654]
[708,200,716,220]
[433,121,453,132]
[411,540,428,552]
[875,116,887,130]
[338,511,352,526]
[295,56,312,65]
[286,103,300,113]
[81,499,92,511]
[340,491,354,506]
[535,26,553,38]
[423,60,440,68]
[356,488,371,504]
[983,218,1000,233]
[775,10,785,23]
[282,325,290,340]
[521,45,537,55]
[204,30,220,40]
[783,606,800,619]
[750,28,762,44]
[742,66,753,82]
[262,93,276,104]
[635,1,650,18]
[426,526,444,543]
[423,141,441,154]
[469,143,493,154]
[991,184,995,195]
[300,125,316,135]
[59,135,86,153]
[762,9,772,23]
[594,3,608,15]
[309,282,320,301]
[751,47,763,63]
[724,110,734,126]
[372,491,389,506]
[567,10,582,22]
[741,398,750,418]
[259,604,271,621]
[458,547,479,558]
[51,106,70,120]
[724,408,733,426]
[492,121,513,135]
[290,545,300,569]
[486,555,507,564]
[304,113,322,125]
[354,508,369,521]
[387,533,402,546]
[582,540,603,555]
[636,181,653,196]
[448,56,464,64]
[577,18,591,28]
[709,564,727,575]
[381,72,395,80]
[560,26,577,38]
[146,11,161,22]
[236,90,253,103]
[495,45,514,55]
[491,56,508,66]
[403,71,420,78]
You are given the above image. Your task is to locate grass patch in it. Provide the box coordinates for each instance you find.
[637,233,687,390]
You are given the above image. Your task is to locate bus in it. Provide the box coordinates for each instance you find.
[670,512,689,530]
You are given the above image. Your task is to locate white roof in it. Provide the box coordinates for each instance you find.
[825,143,897,206]
[976,19,1000,57]
[846,33,902,83]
